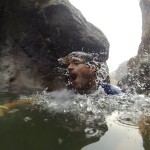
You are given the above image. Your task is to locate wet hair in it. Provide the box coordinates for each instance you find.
[58,51,109,87]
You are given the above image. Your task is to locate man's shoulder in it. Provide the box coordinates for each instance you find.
[101,83,122,95]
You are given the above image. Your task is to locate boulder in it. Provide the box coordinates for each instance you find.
[0,0,109,93]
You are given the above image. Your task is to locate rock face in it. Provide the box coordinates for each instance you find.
[0,0,109,93]
[109,61,127,85]
[115,61,127,81]
[138,0,150,56]
[118,0,150,94]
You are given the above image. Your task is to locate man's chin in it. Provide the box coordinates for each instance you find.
[70,80,85,91]
[73,85,85,92]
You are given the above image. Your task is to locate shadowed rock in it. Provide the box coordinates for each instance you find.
[0,0,109,93]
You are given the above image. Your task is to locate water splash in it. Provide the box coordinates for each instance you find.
[26,89,150,128]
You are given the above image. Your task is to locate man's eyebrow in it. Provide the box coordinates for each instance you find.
[71,57,84,62]
[71,59,84,64]
[72,59,80,62]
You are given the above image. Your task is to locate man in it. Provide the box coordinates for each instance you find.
[58,51,122,95]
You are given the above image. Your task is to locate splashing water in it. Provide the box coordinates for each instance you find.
[24,88,150,128]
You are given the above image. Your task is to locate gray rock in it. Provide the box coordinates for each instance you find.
[0,0,109,93]
[118,0,150,95]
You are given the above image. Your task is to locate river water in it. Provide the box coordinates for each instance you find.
[0,89,150,150]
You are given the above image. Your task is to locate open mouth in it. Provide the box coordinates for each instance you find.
[69,73,77,81]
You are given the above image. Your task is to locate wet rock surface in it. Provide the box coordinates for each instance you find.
[0,0,109,93]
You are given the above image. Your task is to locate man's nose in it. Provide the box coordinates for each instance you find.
[67,63,74,71]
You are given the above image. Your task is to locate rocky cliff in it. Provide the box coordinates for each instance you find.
[0,0,109,93]
[118,0,150,94]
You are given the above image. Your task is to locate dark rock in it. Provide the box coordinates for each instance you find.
[0,0,109,93]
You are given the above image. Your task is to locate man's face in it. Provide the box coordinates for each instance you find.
[67,57,96,92]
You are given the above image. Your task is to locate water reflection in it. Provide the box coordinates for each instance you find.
[0,92,19,104]
[82,111,144,150]
[0,104,108,150]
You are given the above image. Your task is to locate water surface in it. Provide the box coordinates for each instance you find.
[0,90,150,150]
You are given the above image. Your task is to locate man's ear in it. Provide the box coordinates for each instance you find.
[90,65,96,73]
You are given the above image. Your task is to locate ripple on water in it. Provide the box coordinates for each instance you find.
[115,112,139,128]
